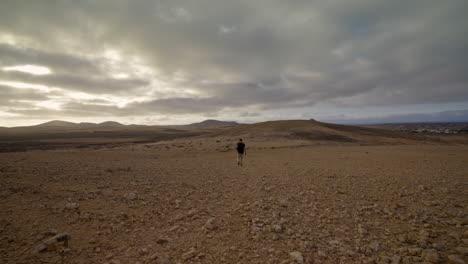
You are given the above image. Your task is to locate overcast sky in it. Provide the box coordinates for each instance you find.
[1,0,467,126]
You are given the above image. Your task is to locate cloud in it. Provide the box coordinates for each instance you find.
[0,70,150,94]
[0,43,102,75]
[0,84,51,106]
[0,0,467,125]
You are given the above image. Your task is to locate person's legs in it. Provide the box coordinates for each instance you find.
[238,153,244,167]
[237,153,241,166]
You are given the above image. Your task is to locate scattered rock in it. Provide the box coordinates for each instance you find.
[289,251,304,264]
[45,228,58,236]
[422,249,439,263]
[187,208,198,217]
[448,254,466,264]
[279,199,288,207]
[432,243,444,250]
[65,203,80,210]
[358,224,368,236]
[408,247,423,256]
[154,256,171,264]
[455,247,468,255]
[370,241,380,251]
[390,255,401,264]
[36,233,71,253]
[124,192,138,200]
[140,247,149,255]
[205,217,217,230]
[156,238,169,245]
[272,224,283,233]
[182,248,196,260]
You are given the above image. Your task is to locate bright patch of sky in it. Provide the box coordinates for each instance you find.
[3,65,51,75]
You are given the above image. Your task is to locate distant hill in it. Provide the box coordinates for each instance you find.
[188,119,240,127]
[35,120,76,127]
[34,120,80,128]
[207,119,428,144]
[2,119,239,130]
[24,120,126,129]
[78,122,99,128]
[98,121,125,127]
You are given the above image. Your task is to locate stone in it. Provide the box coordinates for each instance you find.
[407,247,423,256]
[140,247,149,255]
[289,251,304,264]
[391,255,401,264]
[358,224,368,236]
[45,228,58,235]
[370,241,380,251]
[205,217,217,230]
[36,233,71,253]
[124,192,138,200]
[156,238,169,245]
[417,185,426,191]
[251,225,261,233]
[272,224,283,233]
[432,243,444,250]
[65,203,80,210]
[187,209,198,217]
[419,229,430,242]
[448,255,466,264]
[422,249,439,263]
[378,256,392,264]
[455,247,468,255]
[182,249,196,260]
[279,199,288,207]
[155,256,171,264]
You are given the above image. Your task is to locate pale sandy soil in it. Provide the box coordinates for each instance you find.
[0,141,467,264]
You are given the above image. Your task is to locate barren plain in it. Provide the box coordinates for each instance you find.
[0,120,467,264]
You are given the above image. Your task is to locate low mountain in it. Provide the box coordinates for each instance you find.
[189,119,239,127]
[78,122,99,128]
[34,120,79,128]
[98,121,125,127]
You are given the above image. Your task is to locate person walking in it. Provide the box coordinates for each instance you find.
[236,138,246,167]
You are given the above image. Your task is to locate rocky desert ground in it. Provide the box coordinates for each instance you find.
[0,120,467,264]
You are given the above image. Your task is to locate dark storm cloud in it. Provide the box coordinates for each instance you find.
[0,0,467,121]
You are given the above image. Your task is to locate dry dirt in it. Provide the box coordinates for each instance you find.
[0,138,467,264]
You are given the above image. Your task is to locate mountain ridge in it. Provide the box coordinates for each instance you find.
[1,119,240,129]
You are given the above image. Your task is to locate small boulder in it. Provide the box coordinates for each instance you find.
[65,203,80,210]
[124,192,138,200]
[289,251,304,264]
[205,217,217,231]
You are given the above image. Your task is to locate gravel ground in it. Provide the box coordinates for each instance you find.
[0,142,467,264]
